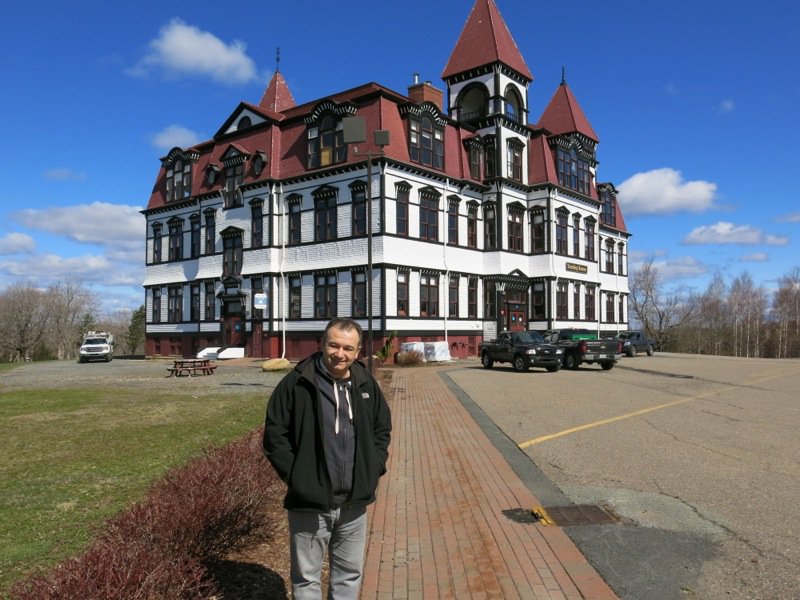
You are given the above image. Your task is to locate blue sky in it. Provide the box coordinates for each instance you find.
[2,0,798,316]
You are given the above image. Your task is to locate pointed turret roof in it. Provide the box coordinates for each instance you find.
[441,0,532,80]
[259,71,296,113]
[538,81,598,142]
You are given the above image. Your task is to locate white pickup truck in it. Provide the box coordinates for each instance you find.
[79,331,115,363]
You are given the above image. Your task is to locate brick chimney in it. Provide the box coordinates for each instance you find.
[408,73,443,111]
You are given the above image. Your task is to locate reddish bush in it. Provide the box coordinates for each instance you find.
[10,428,283,599]
[396,350,425,366]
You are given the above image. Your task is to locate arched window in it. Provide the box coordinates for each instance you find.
[504,85,522,124]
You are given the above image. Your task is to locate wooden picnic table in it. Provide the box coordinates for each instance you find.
[166,358,217,377]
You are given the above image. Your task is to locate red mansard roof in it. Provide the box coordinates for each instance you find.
[259,71,296,113]
[442,0,532,80]
[537,82,598,142]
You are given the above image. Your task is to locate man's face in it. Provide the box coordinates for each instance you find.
[322,325,361,379]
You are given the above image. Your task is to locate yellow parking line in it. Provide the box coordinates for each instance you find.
[518,366,800,449]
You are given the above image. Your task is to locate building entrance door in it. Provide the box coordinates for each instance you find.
[508,309,526,331]
[224,315,244,346]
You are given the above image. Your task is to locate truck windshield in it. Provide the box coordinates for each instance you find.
[84,338,106,345]
[512,331,544,344]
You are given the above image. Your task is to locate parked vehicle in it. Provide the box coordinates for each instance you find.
[616,330,657,357]
[79,331,115,363]
[543,328,622,370]
[479,331,563,372]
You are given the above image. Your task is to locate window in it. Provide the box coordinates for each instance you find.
[224,163,244,208]
[191,284,200,321]
[556,212,568,254]
[204,211,216,255]
[166,158,191,202]
[532,282,545,319]
[251,203,264,248]
[484,280,496,319]
[289,276,302,319]
[152,288,162,323]
[352,185,367,237]
[308,115,346,168]
[507,141,523,182]
[585,220,595,261]
[168,286,182,323]
[556,147,590,195]
[352,271,367,317]
[397,271,409,316]
[572,215,581,257]
[531,212,545,254]
[484,137,496,178]
[449,276,459,317]
[467,205,478,248]
[605,240,615,273]
[288,198,301,245]
[315,273,337,318]
[447,201,459,246]
[619,295,626,324]
[606,292,616,323]
[420,273,438,317]
[600,187,617,227]
[409,115,443,169]
[504,86,522,124]
[152,223,162,263]
[508,209,523,253]
[396,185,409,236]
[468,145,481,179]
[205,281,215,321]
[314,194,337,242]
[484,204,496,249]
[618,244,625,275]
[556,282,568,319]
[573,283,581,320]
[251,277,263,319]
[168,220,183,261]
[222,232,243,276]
[419,193,439,242]
[585,286,596,321]
[190,215,200,258]
[468,278,477,318]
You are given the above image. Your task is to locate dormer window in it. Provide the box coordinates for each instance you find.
[166,157,192,202]
[237,116,252,130]
[205,164,220,186]
[409,115,443,169]
[506,139,524,182]
[599,185,617,227]
[557,144,592,195]
[252,151,267,177]
[224,163,244,208]
[308,114,345,168]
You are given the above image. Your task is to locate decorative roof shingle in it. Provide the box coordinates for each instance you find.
[259,71,296,113]
[441,0,532,80]
[538,82,599,142]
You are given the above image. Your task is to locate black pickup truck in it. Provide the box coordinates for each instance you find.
[544,329,623,370]
[479,331,563,372]
[616,330,657,356]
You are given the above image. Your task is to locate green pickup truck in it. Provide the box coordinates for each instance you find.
[543,328,623,370]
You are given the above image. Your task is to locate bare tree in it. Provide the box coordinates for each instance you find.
[628,255,698,350]
[0,282,50,362]
[773,266,800,358]
[46,279,99,360]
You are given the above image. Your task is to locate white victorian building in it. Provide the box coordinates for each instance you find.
[142,0,630,360]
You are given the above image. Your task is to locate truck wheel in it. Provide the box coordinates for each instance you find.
[647,345,655,356]
[627,345,637,357]
[601,361,615,370]
[564,354,580,370]
[512,356,528,372]
[546,363,561,373]
[481,353,494,369]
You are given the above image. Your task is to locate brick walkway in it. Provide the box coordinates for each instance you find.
[361,367,617,600]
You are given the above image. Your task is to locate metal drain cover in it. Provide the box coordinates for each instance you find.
[532,505,620,526]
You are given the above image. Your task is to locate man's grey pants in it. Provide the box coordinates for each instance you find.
[289,506,368,600]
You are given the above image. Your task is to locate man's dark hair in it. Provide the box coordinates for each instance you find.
[323,318,363,346]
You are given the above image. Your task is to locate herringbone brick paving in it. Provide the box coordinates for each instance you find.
[361,366,617,600]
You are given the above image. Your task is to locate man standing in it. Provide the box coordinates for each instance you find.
[263,318,392,599]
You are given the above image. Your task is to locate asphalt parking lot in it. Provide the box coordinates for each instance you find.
[446,353,800,600]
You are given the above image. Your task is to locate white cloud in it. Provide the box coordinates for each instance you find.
[12,202,144,249]
[44,168,87,182]
[0,232,36,254]
[740,252,769,263]
[778,212,800,223]
[617,168,718,216]
[129,18,258,85]
[629,255,708,282]
[683,221,789,246]
[151,125,202,151]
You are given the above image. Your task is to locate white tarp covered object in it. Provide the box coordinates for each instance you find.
[424,341,452,362]
[400,342,426,360]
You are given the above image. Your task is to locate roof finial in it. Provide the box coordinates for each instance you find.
[561,65,567,86]
[275,47,281,73]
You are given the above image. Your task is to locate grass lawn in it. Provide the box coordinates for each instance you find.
[0,382,267,595]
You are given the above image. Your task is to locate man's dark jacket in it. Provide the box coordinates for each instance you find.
[263,353,392,512]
